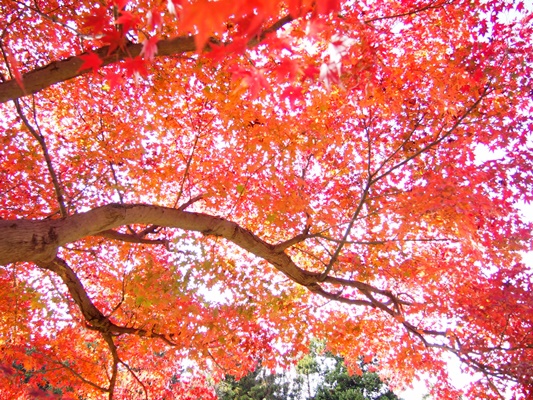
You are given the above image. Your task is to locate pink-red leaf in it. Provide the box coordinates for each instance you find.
[5,47,25,93]
[78,52,103,73]
[141,36,159,61]
[123,56,148,78]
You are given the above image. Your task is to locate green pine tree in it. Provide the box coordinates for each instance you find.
[216,361,300,400]
[311,354,399,400]
[217,342,400,400]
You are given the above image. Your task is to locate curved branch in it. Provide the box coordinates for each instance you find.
[307,285,375,307]
[178,193,205,211]
[273,231,315,252]
[0,203,317,288]
[324,275,412,306]
[42,356,109,393]
[0,15,294,104]
[10,203,526,390]
[0,202,417,317]
[37,257,112,331]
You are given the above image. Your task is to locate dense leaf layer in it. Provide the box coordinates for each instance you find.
[0,0,532,398]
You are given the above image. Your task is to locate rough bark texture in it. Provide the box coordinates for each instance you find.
[0,37,196,104]
[0,15,293,104]
[0,203,316,287]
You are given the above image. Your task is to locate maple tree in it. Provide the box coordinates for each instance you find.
[0,0,532,398]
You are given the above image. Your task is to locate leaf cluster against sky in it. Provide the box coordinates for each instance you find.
[0,0,532,398]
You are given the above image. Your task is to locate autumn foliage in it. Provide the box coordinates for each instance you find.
[0,0,532,398]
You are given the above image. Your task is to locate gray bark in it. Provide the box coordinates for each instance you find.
[0,203,317,287]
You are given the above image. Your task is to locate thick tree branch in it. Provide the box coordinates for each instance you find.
[2,202,413,324]
[0,204,315,286]
[0,202,415,320]
[10,203,523,390]
[0,203,317,287]
[37,257,112,331]
[37,255,180,342]
[0,15,294,104]
[37,256,144,395]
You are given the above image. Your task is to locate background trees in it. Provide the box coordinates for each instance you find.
[217,362,299,400]
[0,0,532,398]
[217,343,400,400]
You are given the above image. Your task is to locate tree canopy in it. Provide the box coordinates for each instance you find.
[0,0,532,398]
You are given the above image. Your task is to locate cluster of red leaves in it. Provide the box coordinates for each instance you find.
[0,0,532,399]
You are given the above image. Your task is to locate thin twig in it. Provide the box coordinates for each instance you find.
[1,38,68,216]
[173,132,201,209]
[96,229,169,247]
[316,234,457,245]
[102,333,119,399]
[178,193,205,211]
[370,87,491,185]
[364,0,453,23]
[119,359,149,400]
[109,162,125,204]
[319,178,372,281]
[274,230,314,252]
[14,98,68,217]
[45,357,108,392]
[108,162,138,235]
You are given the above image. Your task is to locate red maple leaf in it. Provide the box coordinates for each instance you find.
[148,8,162,31]
[315,0,340,15]
[231,66,270,98]
[206,38,247,61]
[4,46,25,93]
[112,0,128,10]
[276,58,299,82]
[115,10,140,34]
[78,52,103,72]
[105,68,124,89]
[141,36,159,61]
[180,0,235,51]
[123,56,148,78]
[82,7,110,35]
[102,28,126,55]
